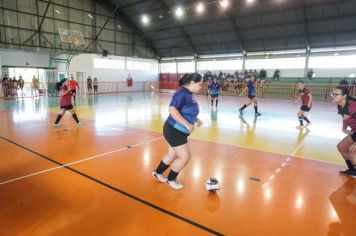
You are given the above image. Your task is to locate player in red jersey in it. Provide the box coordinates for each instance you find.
[69,74,79,103]
[295,81,312,129]
[53,79,82,128]
[332,86,356,177]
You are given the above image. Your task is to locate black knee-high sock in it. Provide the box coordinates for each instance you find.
[254,106,258,113]
[240,104,247,111]
[298,117,304,126]
[167,170,179,181]
[216,100,218,106]
[54,114,63,124]
[72,113,80,123]
[345,160,355,170]
[155,161,169,174]
[211,99,214,106]
[303,116,310,123]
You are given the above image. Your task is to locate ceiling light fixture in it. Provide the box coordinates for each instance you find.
[55,9,61,14]
[142,15,150,25]
[175,7,184,17]
[220,0,229,8]
[88,13,93,19]
[196,2,204,13]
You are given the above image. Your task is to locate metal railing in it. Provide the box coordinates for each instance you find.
[0,81,160,98]
[1,80,350,102]
[159,81,351,101]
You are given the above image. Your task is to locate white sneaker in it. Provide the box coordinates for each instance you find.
[76,121,83,127]
[152,171,167,183]
[53,123,60,128]
[166,179,184,190]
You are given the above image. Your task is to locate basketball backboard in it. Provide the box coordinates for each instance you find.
[58,28,85,45]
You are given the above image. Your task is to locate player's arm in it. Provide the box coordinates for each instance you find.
[169,106,194,132]
[195,117,203,127]
[61,86,71,96]
[342,115,352,135]
[239,87,247,96]
[307,94,313,107]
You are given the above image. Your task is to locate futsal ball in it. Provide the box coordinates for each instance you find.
[205,177,220,193]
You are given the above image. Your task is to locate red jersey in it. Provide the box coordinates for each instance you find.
[338,99,356,132]
[299,88,311,105]
[60,86,72,106]
[69,80,78,90]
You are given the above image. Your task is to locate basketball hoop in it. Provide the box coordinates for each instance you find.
[58,28,85,46]
[69,36,78,46]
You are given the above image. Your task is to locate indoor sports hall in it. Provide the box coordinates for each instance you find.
[0,0,355,235]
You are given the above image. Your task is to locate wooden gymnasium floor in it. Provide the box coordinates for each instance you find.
[0,92,355,236]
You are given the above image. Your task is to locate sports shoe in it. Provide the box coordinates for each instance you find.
[152,171,167,183]
[76,121,83,127]
[339,169,356,176]
[53,123,60,128]
[166,179,184,190]
[255,112,261,116]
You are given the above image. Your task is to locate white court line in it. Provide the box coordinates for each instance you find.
[262,146,299,188]
[0,137,163,186]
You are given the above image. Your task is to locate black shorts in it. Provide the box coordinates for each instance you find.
[351,133,356,141]
[163,121,189,147]
[248,95,255,99]
[60,104,73,110]
[211,94,219,98]
[71,89,76,94]
[300,105,311,112]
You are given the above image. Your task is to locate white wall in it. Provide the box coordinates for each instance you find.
[0,49,66,71]
[69,54,159,82]
[0,49,50,68]
[264,69,304,78]
[313,68,356,78]
[168,53,356,78]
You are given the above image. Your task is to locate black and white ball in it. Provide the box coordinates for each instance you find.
[205,177,220,193]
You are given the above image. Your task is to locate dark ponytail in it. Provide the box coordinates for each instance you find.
[56,78,66,91]
[179,73,202,86]
[335,86,356,101]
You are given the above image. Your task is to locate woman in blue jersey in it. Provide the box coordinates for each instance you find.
[152,73,203,190]
[208,78,222,107]
[238,75,261,116]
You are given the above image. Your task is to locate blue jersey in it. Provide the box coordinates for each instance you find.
[209,82,220,95]
[247,80,256,97]
[166,87,199,134]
